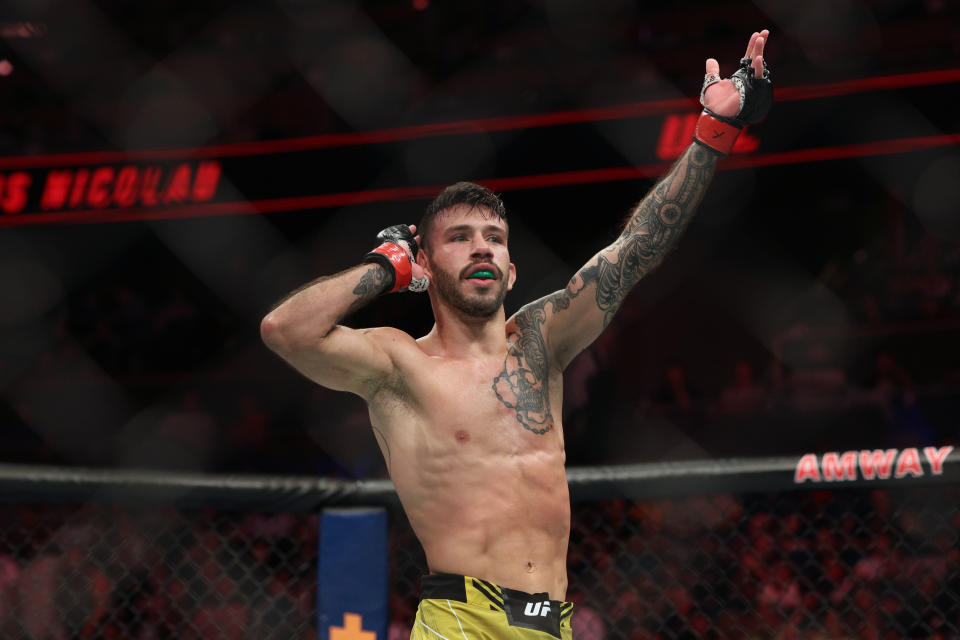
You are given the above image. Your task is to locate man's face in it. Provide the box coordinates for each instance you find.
[418,204,516,318]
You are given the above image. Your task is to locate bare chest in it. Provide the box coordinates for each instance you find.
[390,342,564,452]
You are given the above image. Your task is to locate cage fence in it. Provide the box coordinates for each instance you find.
[0,455,957,639]
[0,502,318,640]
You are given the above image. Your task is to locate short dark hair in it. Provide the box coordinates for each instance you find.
[418,182,507,252]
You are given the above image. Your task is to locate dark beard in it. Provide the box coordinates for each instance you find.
[431,264,509,318]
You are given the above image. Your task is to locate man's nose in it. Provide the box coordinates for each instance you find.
[471,235,493,258]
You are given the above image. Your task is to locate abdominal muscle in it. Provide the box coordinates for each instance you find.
[388,431,571,601]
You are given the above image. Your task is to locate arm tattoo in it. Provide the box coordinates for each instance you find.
[345,265,391,316]
[493,300,555,435]
[268,264,390,315]
[564,144,717,327]
[493,145,715,433]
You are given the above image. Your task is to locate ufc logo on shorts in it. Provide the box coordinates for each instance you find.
[523,601,551,617]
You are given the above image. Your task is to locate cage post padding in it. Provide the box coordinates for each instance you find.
[318,507,388,640]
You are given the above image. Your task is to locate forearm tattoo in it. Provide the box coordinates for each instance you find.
[269,264,391,317]
[344,265,391,317]
[572,144,716,327]
[493,301,555,435]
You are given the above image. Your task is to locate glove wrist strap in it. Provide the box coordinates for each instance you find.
[692,109,743,156]
[363,242,412,293]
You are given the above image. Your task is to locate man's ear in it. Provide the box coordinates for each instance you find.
[507,262,517,291]
[416,247,432,277]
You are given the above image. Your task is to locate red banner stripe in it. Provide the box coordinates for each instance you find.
[0,68,957,171]
[1,133,956,228]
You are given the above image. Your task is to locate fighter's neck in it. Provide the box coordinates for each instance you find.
[422,307,507,359]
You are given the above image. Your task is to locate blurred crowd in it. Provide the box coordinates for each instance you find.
[0,484,956,639]
[386,486,960,639]
[0,504,317,640]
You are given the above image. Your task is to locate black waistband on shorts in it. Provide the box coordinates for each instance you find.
[419,572,469,602]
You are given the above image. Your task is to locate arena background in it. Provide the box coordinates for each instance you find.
[0,0,958,638]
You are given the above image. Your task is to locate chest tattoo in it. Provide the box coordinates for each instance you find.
[492,303,555,435]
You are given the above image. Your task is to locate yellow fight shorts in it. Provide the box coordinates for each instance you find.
[410,573,574,640]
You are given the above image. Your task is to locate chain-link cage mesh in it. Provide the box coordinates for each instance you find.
[391,486,960,639]
[2,483,958,639]
[0,503,317,640]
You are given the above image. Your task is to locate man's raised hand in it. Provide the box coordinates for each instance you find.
[693,29,773,155]
[362,224,430,293]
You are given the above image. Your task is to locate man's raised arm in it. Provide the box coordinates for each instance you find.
[530,30,773,369]
[260,224,428,398]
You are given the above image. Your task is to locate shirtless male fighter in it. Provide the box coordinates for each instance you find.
[261,30,772,640]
